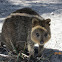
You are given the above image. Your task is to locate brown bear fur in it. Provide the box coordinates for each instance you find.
[1,7,51,58]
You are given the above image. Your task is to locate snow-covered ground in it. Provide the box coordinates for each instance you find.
[0,0,62,51]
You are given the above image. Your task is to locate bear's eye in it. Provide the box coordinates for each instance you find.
[44,33,48,37]
[36,33,40,37]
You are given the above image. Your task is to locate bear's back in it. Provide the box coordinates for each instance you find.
[13,7,39,15]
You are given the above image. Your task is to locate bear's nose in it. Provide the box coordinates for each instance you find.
[40,41,44,44]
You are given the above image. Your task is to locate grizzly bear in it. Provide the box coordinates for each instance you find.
[1,8,51,58]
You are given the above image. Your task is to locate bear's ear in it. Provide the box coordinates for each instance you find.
[45,18,51,25]
[32,18,39,27]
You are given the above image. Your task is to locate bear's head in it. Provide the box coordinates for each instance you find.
[31,18,51,45]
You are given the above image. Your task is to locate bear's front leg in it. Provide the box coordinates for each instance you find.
[38,45,44,57]
[27,43,34,59]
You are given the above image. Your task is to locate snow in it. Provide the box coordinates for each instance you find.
[0,0,62,51]
[43,12,62,51]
